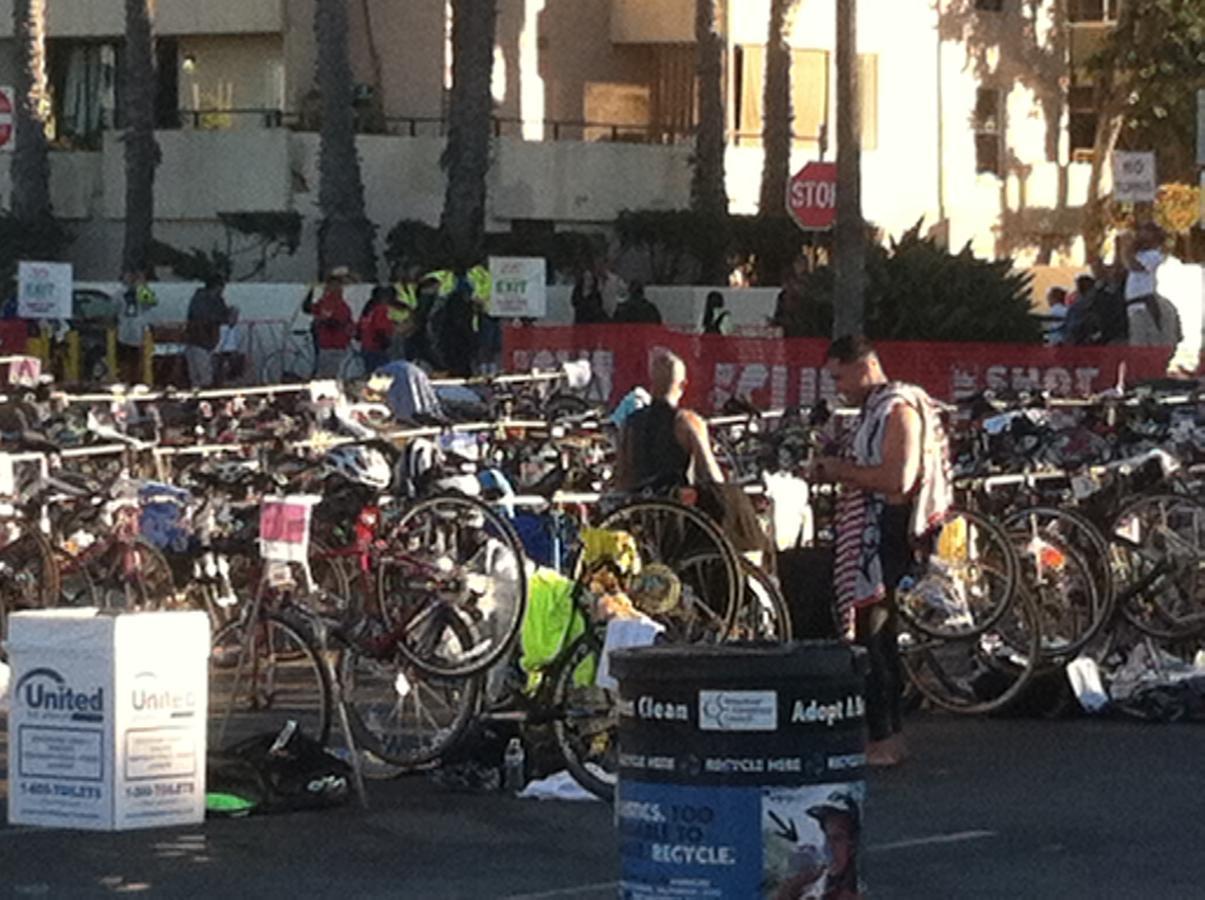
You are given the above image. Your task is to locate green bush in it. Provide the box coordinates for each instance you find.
[802,221,1040,343]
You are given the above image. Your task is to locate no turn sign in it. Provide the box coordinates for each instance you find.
[0,87,14,152]
[786,161,837,231]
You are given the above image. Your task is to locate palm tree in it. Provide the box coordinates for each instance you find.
[832,0,865,338]
[441,0,497,269]
[122,0,159,273]
[691,0,729,285]
[758,0,801,218]
[315,0,376,279]
[11,0,52,225]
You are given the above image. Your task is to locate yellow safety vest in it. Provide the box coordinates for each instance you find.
[423,270,457,297]
[136,284,157,308]
[467,266,492,303]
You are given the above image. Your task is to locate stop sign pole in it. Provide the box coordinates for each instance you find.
[786,161,837,232]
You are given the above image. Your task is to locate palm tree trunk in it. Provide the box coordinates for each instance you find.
[11,0,52,225]
[691,0,729,285]
[315,0,376,279]
[832,0,865,338]
[758,0,799,217]
[441,0,498,270]
[122,0,159,273]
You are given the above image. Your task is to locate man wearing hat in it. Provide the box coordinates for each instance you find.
[774,791,862,900]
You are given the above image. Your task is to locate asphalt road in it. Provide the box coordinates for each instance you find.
[2,713,1203,899]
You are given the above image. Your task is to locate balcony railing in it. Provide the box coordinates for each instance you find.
[99,108,697,145]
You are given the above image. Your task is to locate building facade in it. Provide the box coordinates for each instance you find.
[0,0,1119,280]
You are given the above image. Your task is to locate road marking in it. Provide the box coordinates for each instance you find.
[501,882,619,899]
[870,830,998,852]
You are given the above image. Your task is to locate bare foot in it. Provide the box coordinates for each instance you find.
[866,733,908,768]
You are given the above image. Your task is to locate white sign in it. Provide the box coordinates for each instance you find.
[0,86,14,152]
[488,257,547,318]
[6,609,209,831]
[17,261,73,320]
[1112,151,1157,203]
[259,494,320,564]
[8,355,41,387]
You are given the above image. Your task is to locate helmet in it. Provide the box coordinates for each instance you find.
[324,446,392,490]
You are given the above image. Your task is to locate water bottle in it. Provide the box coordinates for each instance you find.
[503,737,526,794]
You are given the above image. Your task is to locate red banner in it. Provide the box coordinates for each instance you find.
[503,325,1188,412]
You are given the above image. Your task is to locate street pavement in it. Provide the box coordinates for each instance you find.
[1,713,1203,898]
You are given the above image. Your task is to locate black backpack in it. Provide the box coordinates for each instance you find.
[207,723,353,815]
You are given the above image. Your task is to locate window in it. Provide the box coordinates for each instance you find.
[859,54,878,151]
[973,87,1003,176]
[734,46,829,145]
[975,0,1004,11]
[1067,0,1120,23]
[47,41,118,148]
[1068,84,1097,156]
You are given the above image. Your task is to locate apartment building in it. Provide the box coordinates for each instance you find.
[0,0,1119,280]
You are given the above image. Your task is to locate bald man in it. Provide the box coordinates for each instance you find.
[615,349,724,492]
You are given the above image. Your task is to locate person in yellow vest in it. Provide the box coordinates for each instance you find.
[467,264,501,374]
[115,269,157,385]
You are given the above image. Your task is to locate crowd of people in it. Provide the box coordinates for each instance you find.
[1043,222,1185,357]
[166,266,505,389]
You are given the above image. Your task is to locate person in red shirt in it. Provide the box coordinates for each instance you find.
[357,285,397,374]
[310,268,353,377]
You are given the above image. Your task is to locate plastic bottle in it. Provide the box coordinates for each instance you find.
[503,737,526,794]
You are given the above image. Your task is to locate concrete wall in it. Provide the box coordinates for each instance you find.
[100,130,292,220]
[0,0,284,38]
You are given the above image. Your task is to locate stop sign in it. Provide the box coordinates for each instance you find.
[786,161,837,231]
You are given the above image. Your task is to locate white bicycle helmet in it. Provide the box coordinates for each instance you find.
[324,445,393,490]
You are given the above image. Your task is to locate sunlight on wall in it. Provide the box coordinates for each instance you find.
[520,0,547,140]
[492,44,507,104]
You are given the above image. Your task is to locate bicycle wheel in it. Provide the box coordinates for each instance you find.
[209,611,331,750]
[897,508,1019,640]
[901,583,1043,716]
[726,558,793,642]
[340,638,482,770]
[88,538,177,612]
[1112,493,1205,640]
[588,499,743,643]
[377,494,527,678]
[551,629,616,801]
[0,519,60,659]
[1004,506,1108,659]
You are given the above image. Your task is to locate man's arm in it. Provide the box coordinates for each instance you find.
[818,404,921,496]
[676,410,724,484]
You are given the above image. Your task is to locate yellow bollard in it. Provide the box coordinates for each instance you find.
[65,330,81,383]
[106,327,117,384]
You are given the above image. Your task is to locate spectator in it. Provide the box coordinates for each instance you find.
[184,273,230,388]
[1123,222,1176,347]
[357,285,397,374]
[115,269,156,385]
[1042,287,1069,346]
[427,279,478,377]
[613,281,662,324]
[571,270,609,324]
[770,272,807,338]
[701,291,731,335]
[309,268,354,377]
[1064,275,1100,345]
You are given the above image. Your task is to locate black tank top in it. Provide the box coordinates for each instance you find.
[627,400,692,491]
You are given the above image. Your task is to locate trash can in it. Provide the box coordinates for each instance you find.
[5,609,209,831]
[611,642,867,899]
